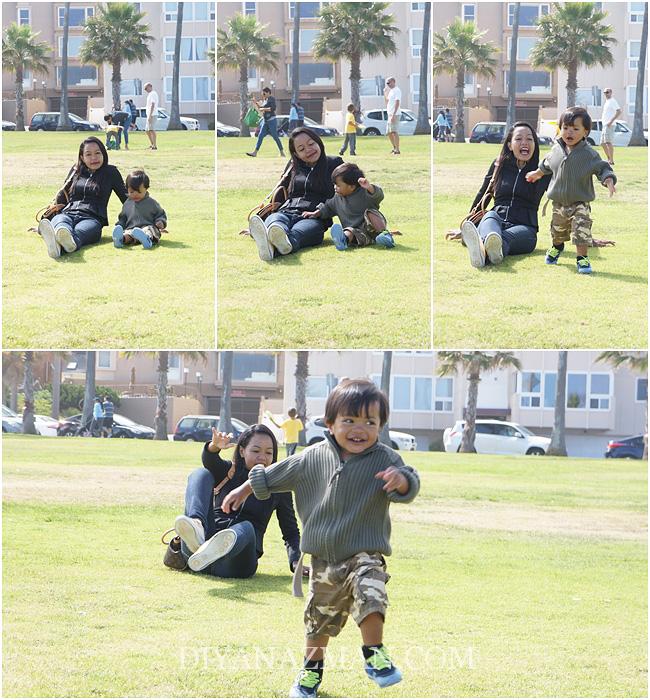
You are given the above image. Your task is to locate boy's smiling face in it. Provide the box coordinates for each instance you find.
[561,117,589,150]
[326,401,381,458]
[334,176,357,197]
[127,184,147,202]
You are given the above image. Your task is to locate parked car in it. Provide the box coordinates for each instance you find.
[28,112,101,131]
[443,419,550,455]
[173,415,250,442]
[304,416,416,451]
[253,114,339,137]
[2,404,22,433]
[2,120,16,131]
[586,119,647,147]
[469,121,552,145]
[57,413,155,439]
[360,108,418,136]
[34,414,60,437]
[216,120,240,137]
[133,108,200,131]
[605,435,644,459]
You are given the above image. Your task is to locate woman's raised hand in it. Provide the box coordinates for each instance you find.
[208,427,237,452]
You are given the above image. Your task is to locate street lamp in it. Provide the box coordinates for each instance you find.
[41,80,46,104]
[32,78,36,96]
[260,77,265,93]
[196,371,203,397]
[270,80,275,94]
[183,367,189,397]
[476,84,481,108]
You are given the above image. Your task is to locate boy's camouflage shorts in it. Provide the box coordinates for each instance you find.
[304,552,390,638]
[550,201,592,246]
[344,208,388,247]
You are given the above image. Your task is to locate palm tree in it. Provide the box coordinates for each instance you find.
[437,352,521,453]
[505,2,520,131]
[57,2,73,130]
[291,1,301,104]
[313,2,399,117]
[2,352,23,412]
[431,19,497,143]
[168,2,184,130]
[218,352,234,434]
[597,351,648,459]
[629,2,648,147]
[217,13,281,137]
[295,352,309,444]
[81,351,96,430]
[414,2,431,135]
[530,2,616,108]
[379,351,392,447]
[547,351,568,456]
[2,23,50,131]
[21,352,37,434]
[79,3,154,111]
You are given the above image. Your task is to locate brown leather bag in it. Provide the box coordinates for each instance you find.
[34,168,76,225]
[247,161,293,222]
[459,162,499,229]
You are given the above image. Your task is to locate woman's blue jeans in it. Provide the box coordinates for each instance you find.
[264,211,327,252]
[182,468,258,579]
[119,116,132,147]
[255,117,284,153]
[50,213,103,251]
[478,211,537,258]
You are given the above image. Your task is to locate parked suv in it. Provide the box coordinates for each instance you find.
[361,108,418,136]
[304,416,416,451]
[29,112,101,131]
[173,415,249,442]
[586,119,647,147]
[443,419,550,455]
[133,108,200,131]
[605,435,644,459]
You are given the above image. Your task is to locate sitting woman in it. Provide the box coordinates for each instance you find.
[38,136,127,259]
[165,425,302,578]
[460,122,551,268]
[247,127,343,261]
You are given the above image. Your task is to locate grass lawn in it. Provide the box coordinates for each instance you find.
[2,131,214,348]
[217,135,431,349]
[433,143,648,348]
[3,435,646,697]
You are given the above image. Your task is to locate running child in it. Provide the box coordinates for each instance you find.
[266,407,304,457]
[339,103,359,156]
[112,169,167,249]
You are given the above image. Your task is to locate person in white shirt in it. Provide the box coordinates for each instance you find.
[600,87,621,165]
[144,82,159,150]
[383,77,401,155]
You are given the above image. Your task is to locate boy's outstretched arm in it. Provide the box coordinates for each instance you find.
[376,463,420,502]
[376,467,408,494]
[301,209,321,219]
[525,168,544,183]
[222,480,253,513]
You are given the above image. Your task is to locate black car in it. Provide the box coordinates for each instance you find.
[605,435,644,459]
[216,120,240,137]
[29,112,101,132]
[57,413,155,439]
[254,115,338,138]
[173,415,250,442]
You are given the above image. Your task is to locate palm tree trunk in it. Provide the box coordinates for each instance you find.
[51,354,62,419]
[547,351,568,456]
[291,1,301,104]
[15,66,25,132]
[168,1,184,130]
[295,352,309,445]
[218,351,234,434]
[57,2,72,129]
[506,2,520,130]
[454,70,465,142]
[629,3,648,146]
[415,2,431,135]
[10,381,18,412]
[566,59,578,110]
[239,63,250,137]
[22,352,36,434]
[82,351,96,428]
[155,352,169,440]
[111,59,122,111]
[460,362,479,452]
[350,52,361,120]
[379,351,392,446]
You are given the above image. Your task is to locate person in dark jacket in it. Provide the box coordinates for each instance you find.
[247,127,344,261]
[168,424,302,579]
[37,136,128,259]
[461,122,551,268]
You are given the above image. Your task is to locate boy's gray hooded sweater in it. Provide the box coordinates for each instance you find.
[116,192,167,230]
[316,184,384,228]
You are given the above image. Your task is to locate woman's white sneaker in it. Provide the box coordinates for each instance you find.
[188,529,238,572]
[248,215,274,262]
[460,220,486,268]
[484,232,504,265]
[267,224,293,255]
[54,227,77,253]
[174,515,205,553]
[38,219,61,259]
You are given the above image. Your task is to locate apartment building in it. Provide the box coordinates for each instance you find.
[2,2,104,120]
[216,1,429,127]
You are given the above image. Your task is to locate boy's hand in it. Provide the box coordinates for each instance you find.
[208,427,236,452]
[604,178,616,197]
[302,210,320,219]
[525,169,543,183]
[155,220,165,229]
[221,482,253,513]
[358,177,371,190]
[376,467,408,495]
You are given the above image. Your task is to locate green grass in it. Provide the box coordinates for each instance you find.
[217,136,431,348]
[433,143,648,348]
[3,436,647,697]
[2,131,214,348]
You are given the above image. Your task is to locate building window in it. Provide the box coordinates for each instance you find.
[543,372,556,408]
[392,376,412,411]
[413,377,432,411]
[18,8,30,25]
[567,373,587,409]
[120,79,143,96]
[504,70,551,95]
[519,371,542,407]
[97,351,113,369]
[464,72,475,96]
[165,2,214,21]
[462,4,475,23]
[629,2,646,22]
[22,68,32,91]
[287,62,334,87]
[589,374,611,410]
[289,28,321,53]
[56,65,97,87]
[289,1,322,19]
[307,377,328,399]
[411,2,426,11]
[164,36,213,62]
[636,378,648,402]
[434,378,453,412]
[627,85,649,115]
[508,3,549,27]
[58,35,85,58]
[410,73,420,103]
[359,77,383,96]
[628,40,641,70]
[243,2,256,16]
[232,353,276,383]
[507,36,538,61]
[58,5,93,27]
[247,66,258,90]
[575,87,602,108]
[410,28,423,58]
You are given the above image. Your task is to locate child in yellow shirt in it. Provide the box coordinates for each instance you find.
[266,407,304,457]
[339,103,358,156]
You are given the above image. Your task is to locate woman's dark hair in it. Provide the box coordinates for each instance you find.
[287,127,331,194]
[331,161,364,186]
[262,87,271,95]
[559,106,592,134]
[76,136,109,172]
[324,378,389,428]
[126,169,150,190]
[234,424,278,470]
[492,121,539,192]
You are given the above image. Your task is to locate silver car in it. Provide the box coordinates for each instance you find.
[360,108,418,136]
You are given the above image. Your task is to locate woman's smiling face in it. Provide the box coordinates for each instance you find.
[81,143,104,171]
[508,125,535,163]
[292,133,321,165]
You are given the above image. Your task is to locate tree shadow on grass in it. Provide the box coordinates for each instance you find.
[205,573,294,602]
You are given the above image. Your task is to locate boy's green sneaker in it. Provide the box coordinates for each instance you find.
[289,669,322,698]
[364,646,403,688]
[576,256,592,274]
[545,245,563,264]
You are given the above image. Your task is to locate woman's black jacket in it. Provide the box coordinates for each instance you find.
[280,154,343,225]
[56,164,127,227]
